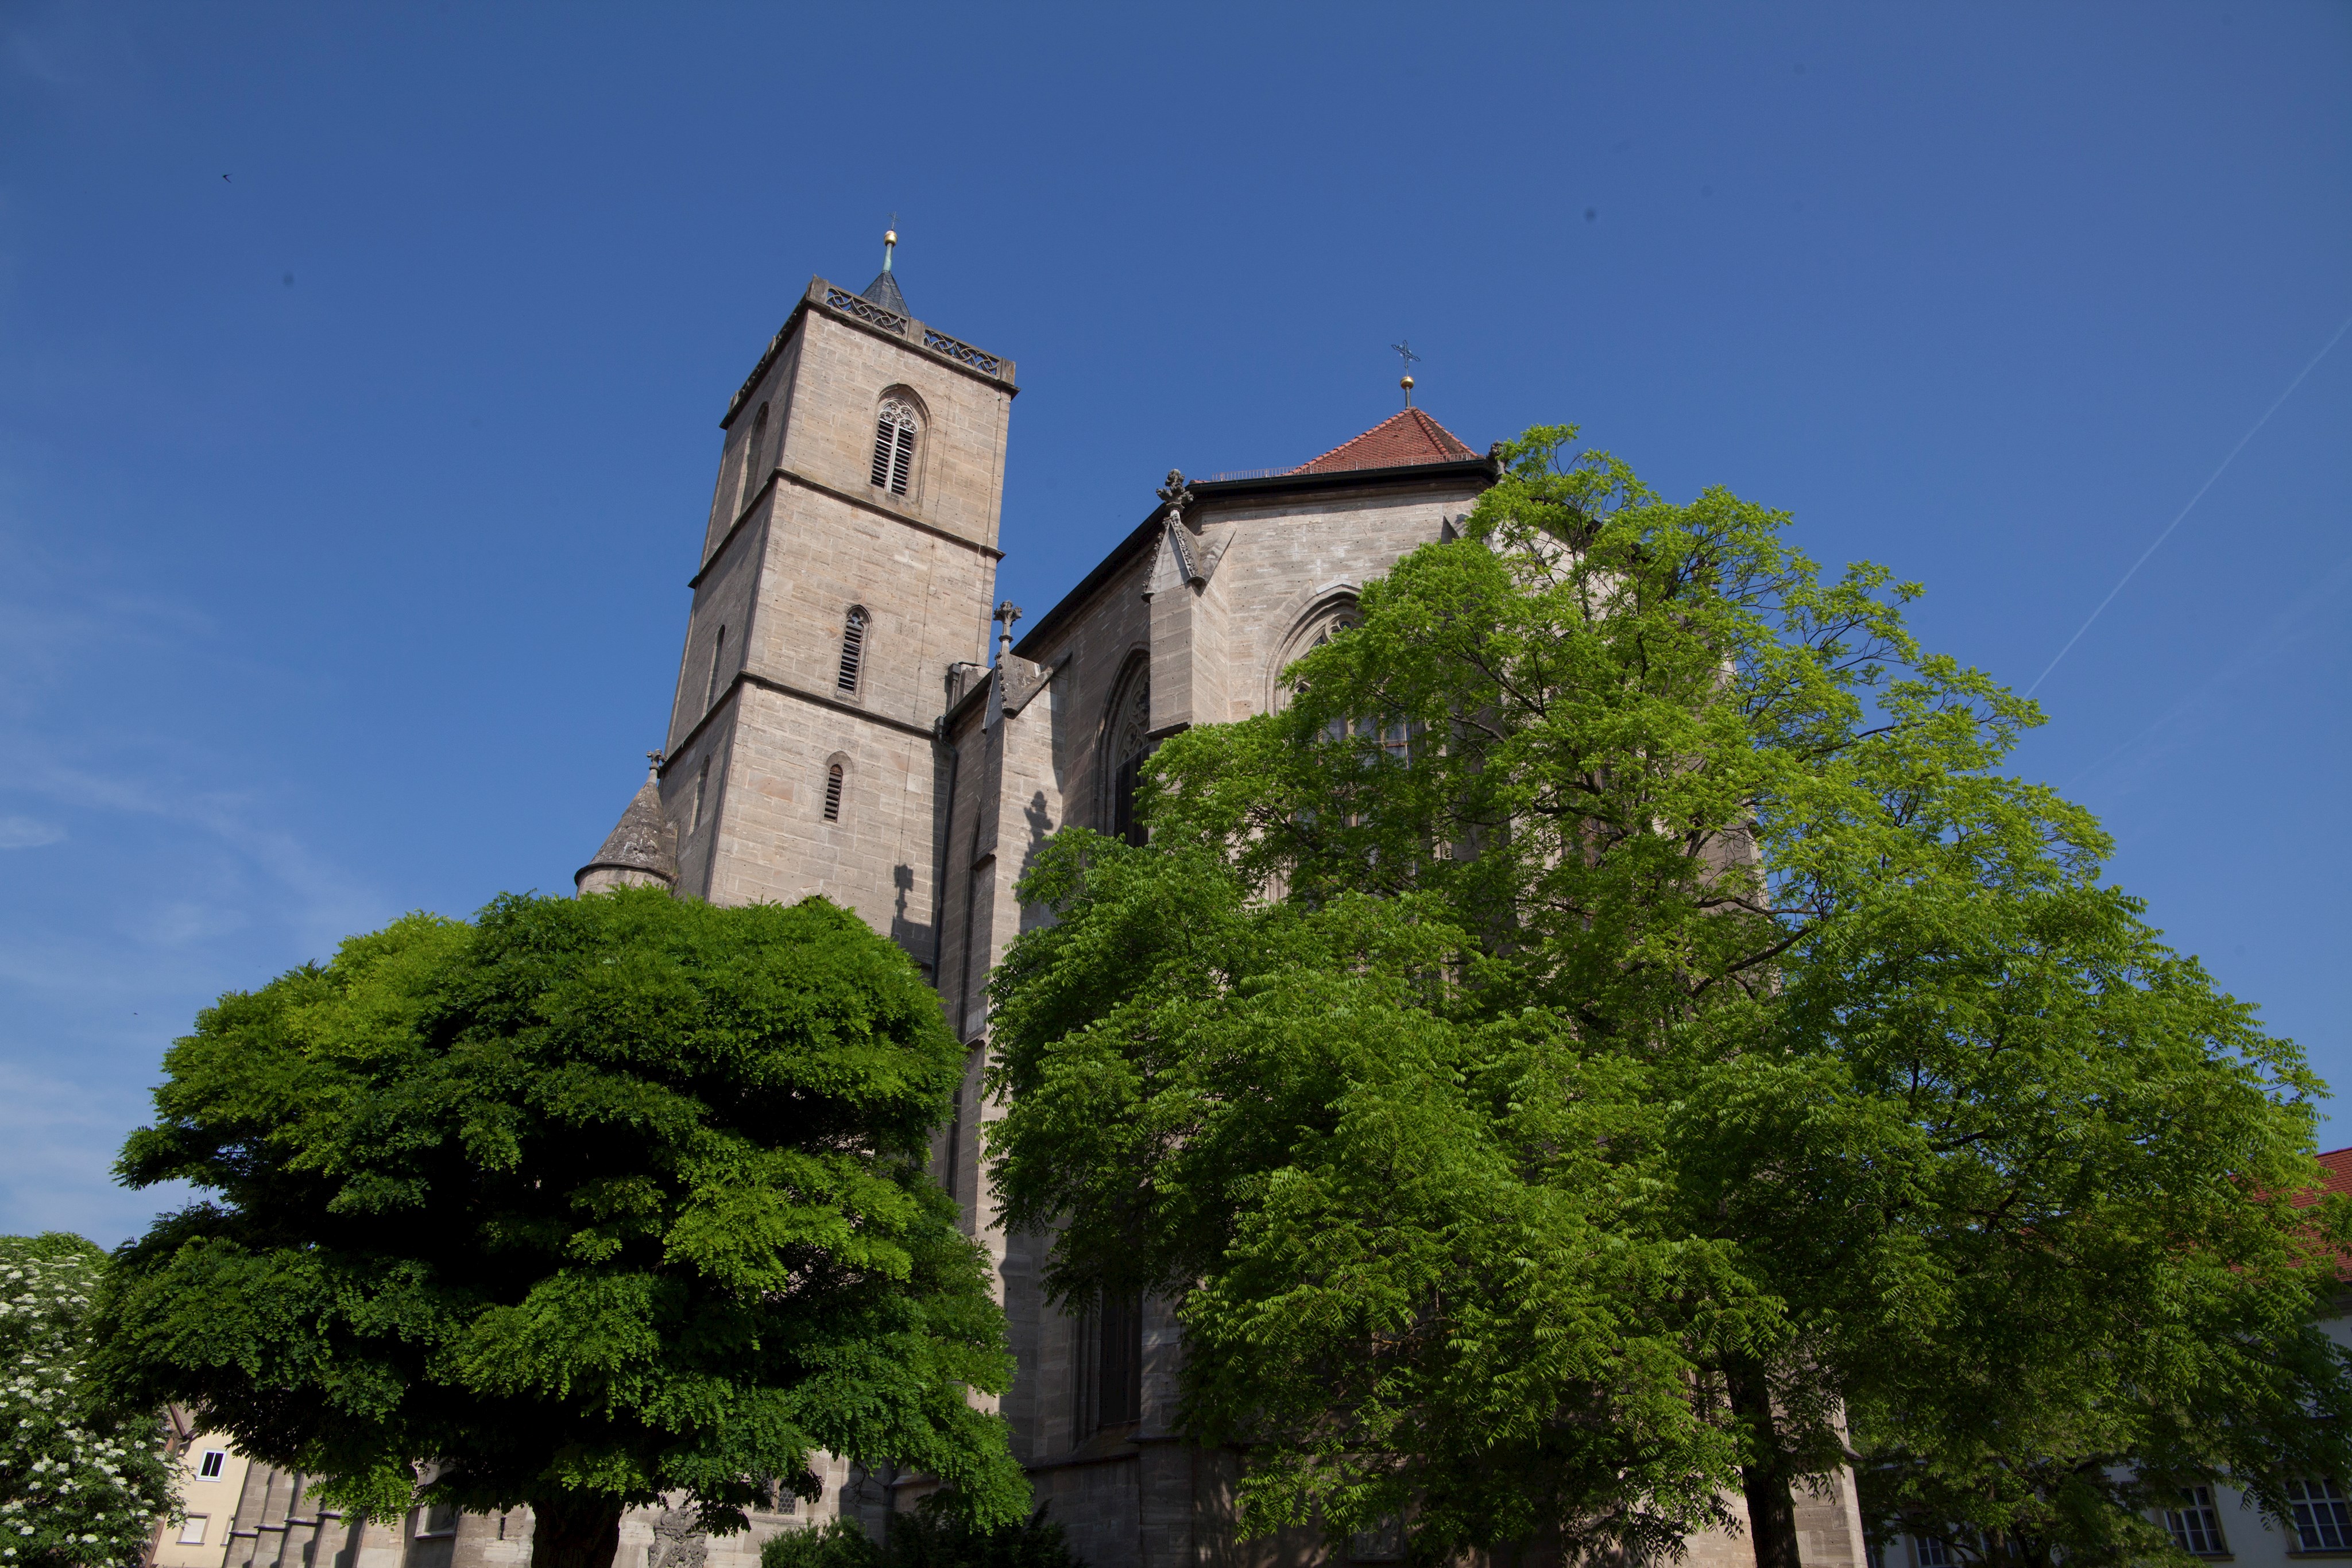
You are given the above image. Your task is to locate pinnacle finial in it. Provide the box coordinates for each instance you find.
[645,749,665,780]
[883,216,897,273]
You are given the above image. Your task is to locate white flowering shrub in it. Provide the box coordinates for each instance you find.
[0,1236,178,1568]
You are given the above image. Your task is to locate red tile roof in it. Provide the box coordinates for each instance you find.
[1291,408,1480,474]
[2291,1147,2352,1207]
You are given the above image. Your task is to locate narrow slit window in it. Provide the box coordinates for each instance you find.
[691,758,710,835]
[870,399,918,495]
[704,625,728,711]
[823,762,844,822]
[738,402,769,514]
[837,607,869,694]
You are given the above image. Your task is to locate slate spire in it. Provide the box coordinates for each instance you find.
[861,224,910,316]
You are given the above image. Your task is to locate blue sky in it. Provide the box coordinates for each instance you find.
[1,3,2345,1244]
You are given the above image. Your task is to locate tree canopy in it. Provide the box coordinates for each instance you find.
[984,427,2352,1568]
[95,888,1026,1568]
[1,1232,179,1568]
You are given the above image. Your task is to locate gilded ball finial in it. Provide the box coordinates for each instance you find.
[1400,374,1414,391]
[884,229,897,246]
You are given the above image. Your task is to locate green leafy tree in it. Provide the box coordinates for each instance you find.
[757,1497,1079,1568]
[0,1233,179,1568]
[985,428,2352,1568]
[94,889,1027,1568]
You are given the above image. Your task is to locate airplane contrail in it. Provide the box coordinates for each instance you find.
[2026,308,2352,699]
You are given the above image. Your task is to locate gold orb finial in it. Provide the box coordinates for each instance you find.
[884,228,897,246]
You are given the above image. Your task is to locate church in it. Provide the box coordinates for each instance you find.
[562,237,1873,1568]
[167,238,1871,1568]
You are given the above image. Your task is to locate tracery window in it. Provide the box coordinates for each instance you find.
[837,607,869,694]
[870,398,918,495]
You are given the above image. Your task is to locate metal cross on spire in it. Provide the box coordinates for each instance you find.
[1390,340,1422,408]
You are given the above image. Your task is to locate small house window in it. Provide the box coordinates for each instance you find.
[837,607,869,694]
[1912,1539,1952,1568]
[738,402,770,514]
[197,1450,226,1480]
[421,1503,459,1537]
[871,398,918,495]
[2163,1486,2226,1555]
[179,1518,208,1546]
[2288,1480,2352,1551]
[823,762,844,822]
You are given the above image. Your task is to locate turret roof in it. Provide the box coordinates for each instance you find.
[1291,408,1478,474]
[576,766,676,886]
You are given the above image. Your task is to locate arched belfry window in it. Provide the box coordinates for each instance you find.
[822,760,845,823]
[837,607,870,694]
[738,402,769,515]
[1101,664,1152,847]
[871,398,918,495]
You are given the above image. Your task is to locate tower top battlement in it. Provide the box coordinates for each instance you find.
[723,277,1017,429]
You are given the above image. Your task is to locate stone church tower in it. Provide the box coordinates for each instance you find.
[563,242,1870,1568]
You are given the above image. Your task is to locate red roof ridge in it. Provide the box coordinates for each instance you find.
[1290,408,1480,475]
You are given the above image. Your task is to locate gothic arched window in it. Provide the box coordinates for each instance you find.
[1102,665,1152,846]
[870,398,918,495]
[738,402,769,514]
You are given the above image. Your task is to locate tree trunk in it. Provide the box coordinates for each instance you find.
[1727,1360,1804,1568]
[529,1497,624,1568]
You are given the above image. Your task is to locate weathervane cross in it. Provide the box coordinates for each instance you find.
[1390,340,1422,407]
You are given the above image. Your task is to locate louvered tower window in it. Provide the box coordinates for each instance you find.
[870,398,917,495]
[837,607,869,694]
[822,762,844,822]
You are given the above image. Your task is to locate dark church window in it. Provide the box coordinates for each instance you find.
[871,398,917,495]
[823,761,844,822]
[837,607,869,694]
[1071,1290,1143,1441]
[1102,668,1151,846]
[738,402,769,515]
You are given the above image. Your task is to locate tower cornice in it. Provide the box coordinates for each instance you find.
[722,277,1019,429]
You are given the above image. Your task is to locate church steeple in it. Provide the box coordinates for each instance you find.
[860,226,909,316]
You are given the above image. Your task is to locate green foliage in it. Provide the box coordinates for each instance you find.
[758,1498,1078,1568]
[760,1519,881,1568]
[883,1495,1079,1568]
[0,1233,179,1568]
[95,888,1027,1544]
[985,427,2352,1567]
